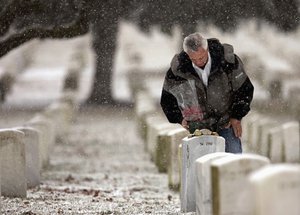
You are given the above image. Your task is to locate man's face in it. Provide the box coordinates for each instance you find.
[187,47,208,68]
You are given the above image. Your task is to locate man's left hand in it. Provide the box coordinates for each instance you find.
[230,118,242,138]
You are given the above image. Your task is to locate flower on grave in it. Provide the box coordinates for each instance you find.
[182,106,204,121]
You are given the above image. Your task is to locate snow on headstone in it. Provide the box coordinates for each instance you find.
[211,154,270,215]
[249,164,300,215]
[0,129,27,198]
[282,122,300,163]
[180,134,225,212]
[268,127,284,163]
[195,152,234,215]
[168,128,189,190]
[15,127,41,188]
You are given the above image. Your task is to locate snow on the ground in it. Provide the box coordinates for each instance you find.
[0,106,184,214]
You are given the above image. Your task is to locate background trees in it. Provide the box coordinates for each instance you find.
[0,0,298,104]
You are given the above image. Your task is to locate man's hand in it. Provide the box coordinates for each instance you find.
[181,119,189,130]
[230,118,242,138]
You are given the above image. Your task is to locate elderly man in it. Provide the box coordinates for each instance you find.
[160,32,254,153]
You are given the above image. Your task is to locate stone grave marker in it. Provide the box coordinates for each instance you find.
[195,152,234,215]
[181,134,225,212]
[16,127,41,188]
[249,118,263,153]
[146,118,179,161]
[255,118,277,155]
[27,115,55,168]
[156,127,187,173]
[60,91,76,122]
[282,121,300,163]
[242,112,260,150]
[211,154,270,215]
[44,102,72,142]
[134,91,156,141]
[168,128,189,190]
[249,164,300,215]
[0,129,27,198]
[257,120,278,157]
[268,127,284,163]
[156,129,172,173]
[145,114,166,152]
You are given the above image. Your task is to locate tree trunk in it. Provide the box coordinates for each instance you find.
[87,17,118,104]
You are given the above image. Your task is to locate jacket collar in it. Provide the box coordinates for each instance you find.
[170,38,224,78]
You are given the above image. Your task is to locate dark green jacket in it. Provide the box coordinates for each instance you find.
[160,38,254,131]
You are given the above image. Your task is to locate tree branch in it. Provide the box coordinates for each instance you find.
[0,12,89,58]
[0,0,41,37]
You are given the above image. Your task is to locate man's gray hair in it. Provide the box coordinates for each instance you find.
[183,32,208,52]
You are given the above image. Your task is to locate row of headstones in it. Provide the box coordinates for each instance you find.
[242,111,300,163]
[181,137,300,215]
[134,90,300,215]
[0,91,77,200]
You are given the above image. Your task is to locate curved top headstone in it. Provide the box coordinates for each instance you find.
[0,129,24,143]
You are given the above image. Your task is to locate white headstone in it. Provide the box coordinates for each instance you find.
[195,152,233,215]
[15,127,41,188]
[268,127,284,163]
[156,129,172,173]
[257,120,278,156]
[135,91,156,117]
[60,90,77,111]
[145,114,166,152]
[156,127,186,173]
[211,154,270,215]
[242,113,260,149]
[168,128,189,190]
[146,118,179,161]
[134,91,156,141]
[0,129,27,198]
[181,135,225,212]
[44,102,72,142]
[249,164,300,215]
[27,115,55,168]
[255,118,277,155]
[250,118,263,152]
[282,122,300,163]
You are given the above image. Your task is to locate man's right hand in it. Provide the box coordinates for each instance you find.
[181,119,189,130]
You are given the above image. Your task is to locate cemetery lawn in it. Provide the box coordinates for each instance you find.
[0,105,187,214]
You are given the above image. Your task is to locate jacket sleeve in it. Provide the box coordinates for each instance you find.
[160,68,183,124]
[229,55,254,120]
[230,77,254,120]
[160,89,183,124]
